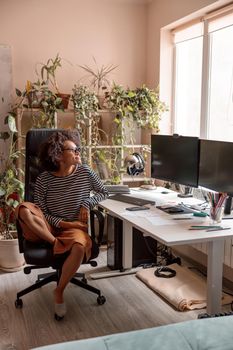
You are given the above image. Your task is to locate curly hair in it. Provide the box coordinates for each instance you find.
[39,129,80,171]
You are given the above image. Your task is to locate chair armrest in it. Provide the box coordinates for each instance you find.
[90,209,105,246]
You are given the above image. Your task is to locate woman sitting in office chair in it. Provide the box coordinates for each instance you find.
[15,130,108,318]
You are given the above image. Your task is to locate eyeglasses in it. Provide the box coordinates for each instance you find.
[63,146,81,154]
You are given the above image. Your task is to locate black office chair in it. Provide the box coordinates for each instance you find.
[15,129,106,320]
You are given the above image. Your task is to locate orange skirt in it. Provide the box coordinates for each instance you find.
[15,202,92,261]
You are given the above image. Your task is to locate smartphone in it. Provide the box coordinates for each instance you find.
[126,206,150,211]
[167,208,184,213]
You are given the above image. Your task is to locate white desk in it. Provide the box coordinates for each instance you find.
[100,187,233,315]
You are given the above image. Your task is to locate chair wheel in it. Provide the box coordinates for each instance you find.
[15,299,23,308]
[54,313,64,321]
[97,295,106,305]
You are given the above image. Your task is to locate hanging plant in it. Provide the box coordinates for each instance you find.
[71,85,100,163]
[37,86,63,128]
[71,84,99,118]
[127,85,168,131]
[106,84,168,131]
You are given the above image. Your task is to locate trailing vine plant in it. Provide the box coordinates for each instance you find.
[71,85,99,163]
[105,83,168,140]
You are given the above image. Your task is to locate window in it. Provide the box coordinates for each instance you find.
[208,13,233,141]
[173,23,203,136]
[172,8,233,142]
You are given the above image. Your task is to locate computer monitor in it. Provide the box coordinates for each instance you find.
[199,139,233,195]
[151,134,200,188]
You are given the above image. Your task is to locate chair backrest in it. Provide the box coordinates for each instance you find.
[17,129,64,253]
[25,129,64,202]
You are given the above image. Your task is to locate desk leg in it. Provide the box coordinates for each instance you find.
[206,240,224,315]
[90,220,138,279]
[122,221,133,270]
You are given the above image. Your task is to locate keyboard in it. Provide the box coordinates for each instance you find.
[109,194,155,206]
[105,185,130,194]
[198,311,233,319]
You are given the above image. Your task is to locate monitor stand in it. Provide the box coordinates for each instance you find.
[177,185,193,198]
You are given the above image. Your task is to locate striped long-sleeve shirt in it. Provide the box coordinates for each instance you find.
[34,164,108,227]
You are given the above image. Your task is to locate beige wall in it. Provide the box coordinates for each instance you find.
[146,0,230,88]
[0,0,230,95]
[0,0,147,94]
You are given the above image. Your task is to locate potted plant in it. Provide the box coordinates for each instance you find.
[16,83,63,129]
[127,85,168,130]
[0,112,25,271]
[92,148,122,185]
[25,79,44,108]
[36,85,63,128]
[71,84,99,119]
[105,84,137,145]
[106,84,168,144]
[104,84,128,116]
[36,53,71,109]
[79,57,117,109]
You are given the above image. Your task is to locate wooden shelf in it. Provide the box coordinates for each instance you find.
[16,108,151,184]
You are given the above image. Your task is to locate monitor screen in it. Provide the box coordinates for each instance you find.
[199,139,233,195]
[151,134,200,188]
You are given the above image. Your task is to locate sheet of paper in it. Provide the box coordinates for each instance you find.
[145,216,175,226]
[121,210,175,225]
[121,210,161,218]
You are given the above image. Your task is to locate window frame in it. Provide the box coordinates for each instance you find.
[170,6,233,140]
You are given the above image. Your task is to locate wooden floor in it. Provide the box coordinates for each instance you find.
[0,246,231,350]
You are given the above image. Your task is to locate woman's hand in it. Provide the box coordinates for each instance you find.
[78,206,89,224]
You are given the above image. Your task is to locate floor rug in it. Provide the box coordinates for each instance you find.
[136,263,233,311]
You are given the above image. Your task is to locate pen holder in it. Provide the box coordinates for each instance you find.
[209,206,224,225]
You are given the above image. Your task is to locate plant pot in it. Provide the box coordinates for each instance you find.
[56,93,71,109]
[98,111,118,145]
[123,118,141,144]
[97,95,106,109]
[0,234,25,272]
